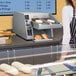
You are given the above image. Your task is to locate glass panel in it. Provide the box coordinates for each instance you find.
[0,44,76,76]
[31,44,76,76]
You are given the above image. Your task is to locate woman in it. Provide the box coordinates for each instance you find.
[59,0,76,60]
[54,0,76,76]
[62,0,76,45]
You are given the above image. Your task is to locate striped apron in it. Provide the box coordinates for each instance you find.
[69,9,76,44]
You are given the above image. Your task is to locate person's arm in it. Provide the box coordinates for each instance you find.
[62,6,71,44]
[59,6,72,61]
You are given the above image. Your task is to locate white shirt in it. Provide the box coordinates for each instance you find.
[62,5,75,44]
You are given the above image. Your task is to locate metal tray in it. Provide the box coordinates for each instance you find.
[32,21,51,30]
[32,21,62,30]
[34,39,53,42]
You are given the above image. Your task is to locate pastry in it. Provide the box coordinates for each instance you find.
[35,20,43,24]
[42,34,48,39]
[0,63,19,75]
[12,61,32,74]
[34,35,42,40]
[47,19,55,24]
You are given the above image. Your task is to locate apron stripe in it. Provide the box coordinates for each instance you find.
[69,9,76,44]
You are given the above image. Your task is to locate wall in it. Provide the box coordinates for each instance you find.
[0,0,66,30]
[55,0,66,21]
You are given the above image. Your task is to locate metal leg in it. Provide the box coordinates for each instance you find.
[50,28,54,38]
[32,68,42,76]
[44,67,56,76]
[37,68,42,76]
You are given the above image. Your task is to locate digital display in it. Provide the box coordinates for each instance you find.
[0,0,56,15]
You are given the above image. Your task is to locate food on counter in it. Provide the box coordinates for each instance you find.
[0,30,16,37]
[47,19,55,24]
[12,61,32,74]
[42,34,48,39]
[35,20,43,24]
[0,30,5,33]
[0,63,19,75]
[32,18,36,21]
[0,70,33,76]
[0,34,5,37]
[1,31,11,34]
[34,35,42,40]
[0,33,15,37]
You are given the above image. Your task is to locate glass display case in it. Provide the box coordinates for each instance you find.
[31,44,76,76]
[0,44,76,76]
